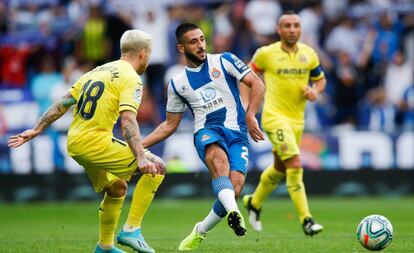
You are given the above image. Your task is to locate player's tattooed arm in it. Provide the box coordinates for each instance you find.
[34,92,76,133]
[8,92,76,148]
[120,110,157,175]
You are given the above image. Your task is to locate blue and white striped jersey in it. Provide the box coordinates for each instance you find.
[167,52,251,133]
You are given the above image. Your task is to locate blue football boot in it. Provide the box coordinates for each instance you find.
[117,228,155,253]
[93,244,127,253]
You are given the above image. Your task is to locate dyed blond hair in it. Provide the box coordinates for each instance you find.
[120,29,152,54]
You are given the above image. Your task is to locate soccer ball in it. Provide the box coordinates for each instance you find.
[356,215,393,251]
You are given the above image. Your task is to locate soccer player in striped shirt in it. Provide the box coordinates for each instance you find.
[142,23,265,250]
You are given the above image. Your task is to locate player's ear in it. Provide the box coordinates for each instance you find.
[138,48,146,59]
[177,44,185,54]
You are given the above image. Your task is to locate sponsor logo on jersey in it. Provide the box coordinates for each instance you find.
[277,68,308,75]
[200,87,216,103]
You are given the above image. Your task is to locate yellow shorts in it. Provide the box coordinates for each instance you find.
[264,121,304,161]
[71,137,142,192]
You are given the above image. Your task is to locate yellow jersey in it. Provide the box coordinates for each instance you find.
[250,42,324,127]
[67,60,143,156]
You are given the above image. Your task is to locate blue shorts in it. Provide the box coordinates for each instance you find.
[194,126,250,175]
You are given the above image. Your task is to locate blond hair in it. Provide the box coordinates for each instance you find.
[120,29,152,54]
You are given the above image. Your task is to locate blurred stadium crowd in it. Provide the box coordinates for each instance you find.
[0,0,413,137]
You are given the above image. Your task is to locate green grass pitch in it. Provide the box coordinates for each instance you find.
[0,197,412,253]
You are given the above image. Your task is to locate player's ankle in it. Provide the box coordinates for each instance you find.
[98,242,114,250]
[123,224,140,233]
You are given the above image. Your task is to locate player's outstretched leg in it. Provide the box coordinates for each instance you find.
[178,222,207,251]
[117,228,155,253]
[302,217,323,236]
[242,194,262,232]
[226,210,247,236]
[94,244,127,253]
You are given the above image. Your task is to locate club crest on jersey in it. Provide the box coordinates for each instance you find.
[202,134,210,142]
[299,54,307,63]
[211,68,221,78]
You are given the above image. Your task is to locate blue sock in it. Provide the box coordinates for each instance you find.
[213,199,227,218]
[212,176,234,197]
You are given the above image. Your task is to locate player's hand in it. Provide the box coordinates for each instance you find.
[8,129,40,148]
[138,158,157,177]
[304,86,319,102]
[145,152,166,175]
[246,113,265,142]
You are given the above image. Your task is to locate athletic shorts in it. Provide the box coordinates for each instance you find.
[194,126,249,175]
[70,137,146,192]
[264,120,304,161]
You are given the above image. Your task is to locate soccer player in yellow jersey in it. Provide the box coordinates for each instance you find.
[243,11,326,236]
[8,30,165,253]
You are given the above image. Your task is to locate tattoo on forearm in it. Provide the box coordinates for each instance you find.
[35,103,68,130]
[123,124,138,140]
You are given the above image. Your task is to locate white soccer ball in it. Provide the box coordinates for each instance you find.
[356,215,393,251]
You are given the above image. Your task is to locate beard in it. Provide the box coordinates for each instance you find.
[184,50,206,65]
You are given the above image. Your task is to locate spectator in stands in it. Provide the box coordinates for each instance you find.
[77,4,110,66]
[384,50,413,107]
[132,0,169,121]
[244,0,281,47]
[359,88,396,132]
[333,51,360,125]
[31,54,64,168]
[213,3,234,53]
[371,11,401,65]
[0,1,8,35]
[399,82,414,129]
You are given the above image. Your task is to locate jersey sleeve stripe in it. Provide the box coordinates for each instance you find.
[170,80,193,114]
[119,104,138,112]
[239,69,252,81]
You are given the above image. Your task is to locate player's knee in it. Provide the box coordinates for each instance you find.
[106,180,128,197]
[284,155,301,168]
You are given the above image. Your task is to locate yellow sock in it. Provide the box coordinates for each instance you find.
[251,165,285,209]
[99,193,125,245]
[126,174,165,227]
[286,168,311,223]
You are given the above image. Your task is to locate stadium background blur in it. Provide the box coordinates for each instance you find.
[0,0,413,202]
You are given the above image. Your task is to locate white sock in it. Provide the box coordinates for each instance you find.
[197,209,223,234]
[217,189,239,212]
[123,223,140,232]
[98,242,114,250]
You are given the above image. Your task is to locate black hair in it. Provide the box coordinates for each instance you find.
[175,23,199,43]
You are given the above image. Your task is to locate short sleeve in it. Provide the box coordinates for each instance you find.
[309,49,324,81]
[220,52,251,81]
[166,80,187,113]
[249,47,266,72]
[118,76,142,114]
[69,77,84,101]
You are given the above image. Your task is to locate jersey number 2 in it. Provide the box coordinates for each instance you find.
[76,79,105,120]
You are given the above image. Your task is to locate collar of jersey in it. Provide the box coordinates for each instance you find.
[185,63,205,72]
